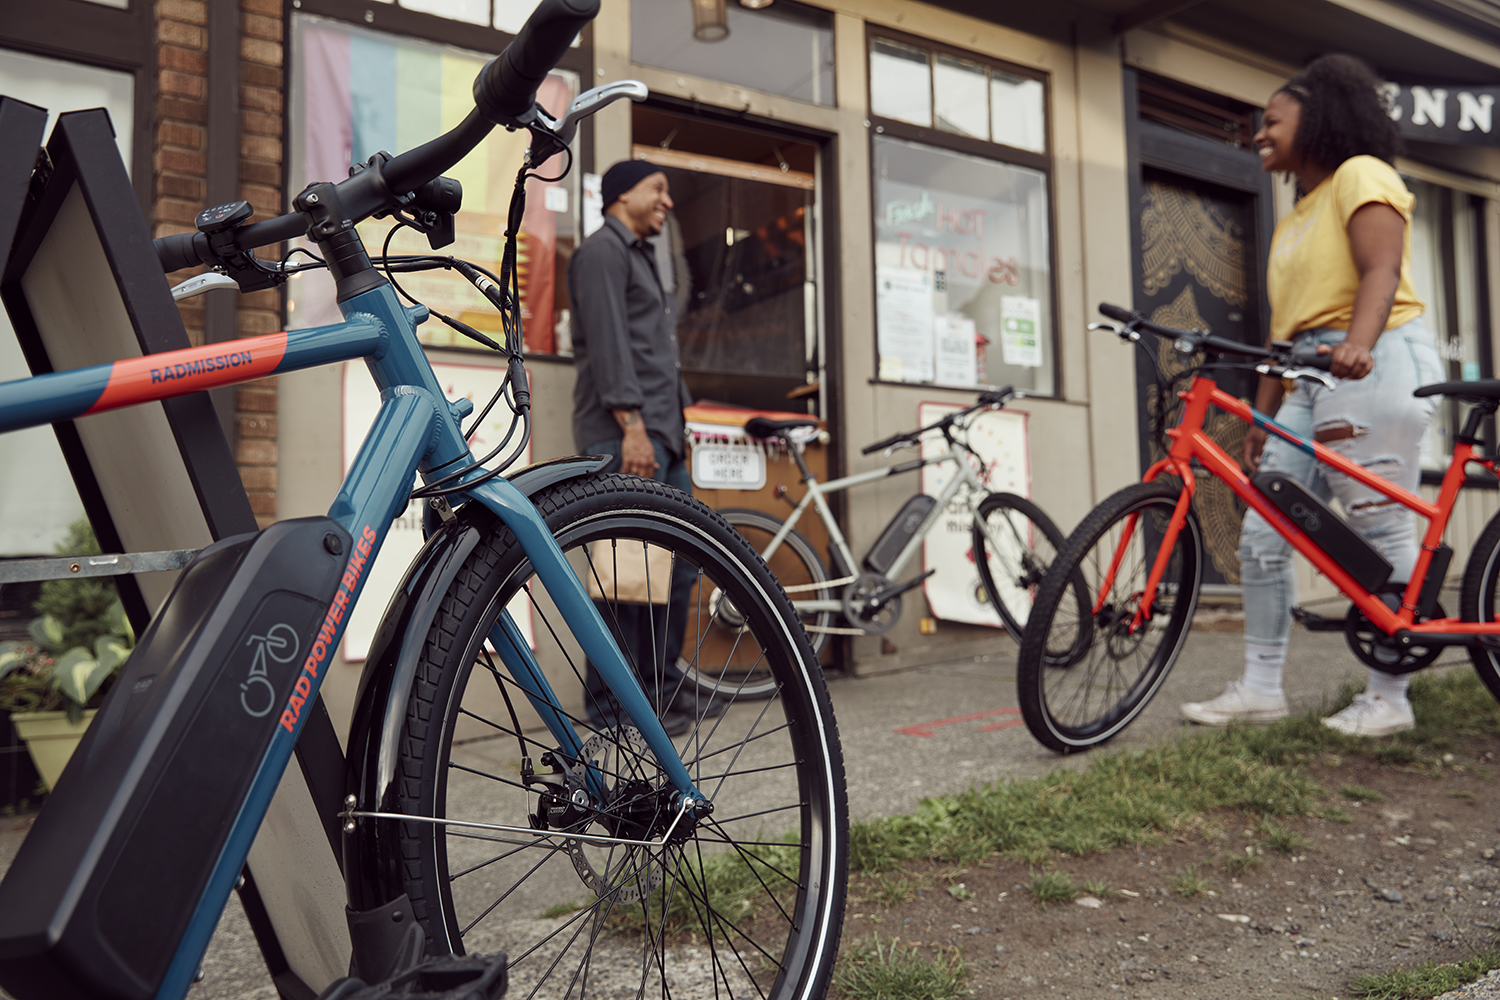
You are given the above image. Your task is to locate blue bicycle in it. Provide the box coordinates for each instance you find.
[0,2,847,997]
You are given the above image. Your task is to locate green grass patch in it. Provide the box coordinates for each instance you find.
[1026,869,1078,906]
[1349,949,1500,999]
[1222,850,1260,877]
[1082,877,1116,900]
[1342,784,1385,802]
[1322,806,1354,823]
[833,936,969,1000]
[1257,819,1313,855]
[1170,865,1214,898]
[541,901,582,919]
[863,872,926,908]
[1449,789,1476,799]
[607,837,800,936]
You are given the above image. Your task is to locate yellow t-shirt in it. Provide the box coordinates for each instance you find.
[1265,155,1424,341]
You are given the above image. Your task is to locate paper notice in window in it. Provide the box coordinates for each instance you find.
[876,266,934,382]
[934,314,978,386]
[1000,295,1042,368]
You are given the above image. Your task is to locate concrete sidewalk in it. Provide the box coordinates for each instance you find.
[0,620,1471,999]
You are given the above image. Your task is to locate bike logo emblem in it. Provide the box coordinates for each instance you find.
[1289,502,1321,532]
[242,623,299,717]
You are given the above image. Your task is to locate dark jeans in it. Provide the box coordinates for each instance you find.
[580,437,696,725]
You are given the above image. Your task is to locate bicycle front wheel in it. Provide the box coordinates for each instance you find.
[971,492,1069,640]
[394,474,847,1000]
[699,507,834,695]
[1016,481,1202,753]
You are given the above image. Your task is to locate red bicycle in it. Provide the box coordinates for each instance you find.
[1016,303,1500,753]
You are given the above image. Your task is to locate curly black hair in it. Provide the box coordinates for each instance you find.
[1278,54,1402,169]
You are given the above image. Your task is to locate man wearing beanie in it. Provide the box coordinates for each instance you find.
[569,159,718,736]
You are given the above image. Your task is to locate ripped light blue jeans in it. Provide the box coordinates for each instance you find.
[1240,319,1444,646]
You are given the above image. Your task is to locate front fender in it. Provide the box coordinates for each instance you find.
[343,455,609,910]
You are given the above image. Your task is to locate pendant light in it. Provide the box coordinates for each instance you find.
[691,0,729,41]
[739,0,774,7]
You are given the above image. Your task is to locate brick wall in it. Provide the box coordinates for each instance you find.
[154,0,283,528]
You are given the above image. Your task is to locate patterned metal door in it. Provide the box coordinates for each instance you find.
[1131,169,1264,587]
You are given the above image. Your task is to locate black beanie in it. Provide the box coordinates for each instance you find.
[601,159,663,209]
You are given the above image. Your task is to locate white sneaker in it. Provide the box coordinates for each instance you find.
[1321,693,1414,737]
[1180,681,1289,726]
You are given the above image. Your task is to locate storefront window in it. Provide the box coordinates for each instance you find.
[1408,179,1492,474]
[630,0,834,108]
[934,55,988,139]
[868,37,1053,395]
[360,0,558,33]
[288,15,579,354]
[991,72,1046,154]
[870,39,931,127]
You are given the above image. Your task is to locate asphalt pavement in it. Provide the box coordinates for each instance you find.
[0,611,1473,1000]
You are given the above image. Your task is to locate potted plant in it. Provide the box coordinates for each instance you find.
[0,520,134,791]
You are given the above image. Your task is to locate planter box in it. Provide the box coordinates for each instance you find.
[1,713,43,811]
[11,709,96,792]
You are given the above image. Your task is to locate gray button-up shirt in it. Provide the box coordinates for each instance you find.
[569,215,693,457]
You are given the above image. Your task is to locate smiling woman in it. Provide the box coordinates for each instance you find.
[1180,54,1445,741]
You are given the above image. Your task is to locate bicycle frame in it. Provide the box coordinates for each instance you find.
[1113,373,1495,641]
[0,279,708,999]
[759,439,999,611]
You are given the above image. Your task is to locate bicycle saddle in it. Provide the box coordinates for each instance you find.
[745,416,820,439]
[1415,380,1500,404]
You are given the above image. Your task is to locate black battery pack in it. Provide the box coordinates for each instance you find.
[1251,471,1393,593]
[865,494,938,575]
[0,517,351,1000]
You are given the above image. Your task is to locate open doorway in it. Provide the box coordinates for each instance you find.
[631,106,826,416]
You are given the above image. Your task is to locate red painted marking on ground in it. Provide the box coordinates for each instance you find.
[895,707,1022,737]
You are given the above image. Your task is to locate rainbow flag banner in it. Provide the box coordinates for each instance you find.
[289,17,574,353]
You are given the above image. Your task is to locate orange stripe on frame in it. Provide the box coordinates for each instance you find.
[87,333,289,415]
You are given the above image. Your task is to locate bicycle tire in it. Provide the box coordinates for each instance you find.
[1457,508,1500,704]
[394,473,848,999]
[715,507,834,682]
[971,492,1071,643]
[1016,481,1202,753]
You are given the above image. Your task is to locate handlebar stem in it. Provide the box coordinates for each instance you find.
[294,182,388,302]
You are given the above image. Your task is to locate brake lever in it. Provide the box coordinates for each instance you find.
[533,80,649,146]
[1088,320,1139,344]
[884,439,921,457]
[171,272,240,301]
[1256,363,1338,390]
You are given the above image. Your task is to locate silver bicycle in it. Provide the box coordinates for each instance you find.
[686,389,1072,698]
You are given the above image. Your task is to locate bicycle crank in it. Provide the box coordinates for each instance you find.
[841,570,934,634]
[1344,593,1445,674]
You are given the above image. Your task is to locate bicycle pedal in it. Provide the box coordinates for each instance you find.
[1290,605,1343,632]
[315,952,508,1000]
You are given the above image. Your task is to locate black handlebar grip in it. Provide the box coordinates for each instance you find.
[1098,302,1138,324]
[1292,348,1335,371]
[155,232,210,272]
[474,0,600,124]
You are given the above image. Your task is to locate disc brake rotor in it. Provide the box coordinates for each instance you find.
[565,727,667,905]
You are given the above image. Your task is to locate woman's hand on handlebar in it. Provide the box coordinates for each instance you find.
[1317,340,1374,380]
